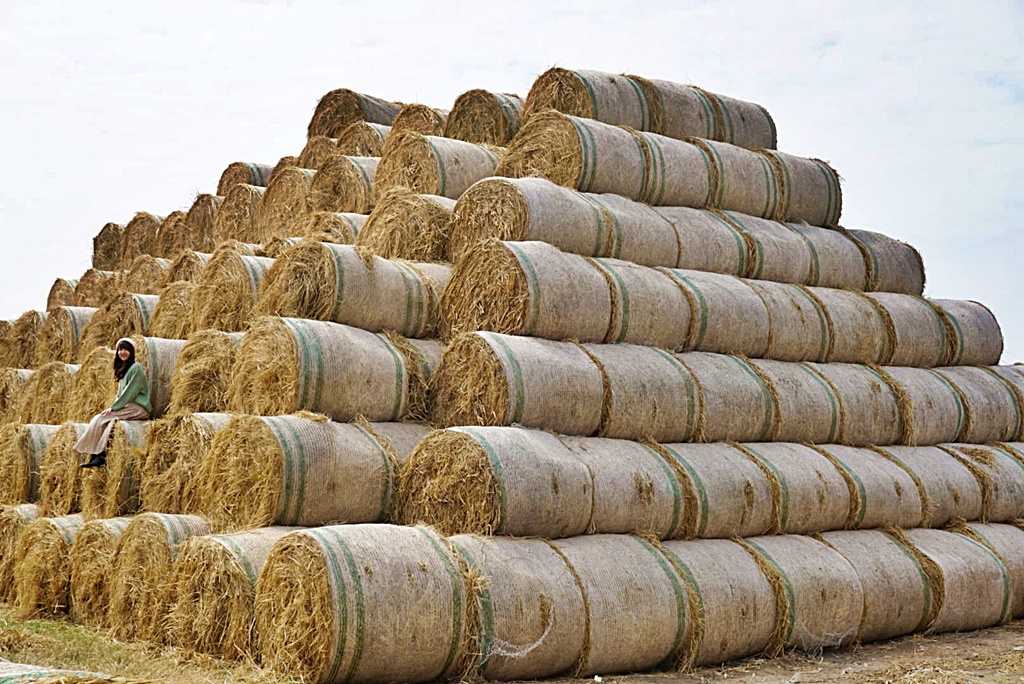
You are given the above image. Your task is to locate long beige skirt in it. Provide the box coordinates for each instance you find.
[73,402,150,455]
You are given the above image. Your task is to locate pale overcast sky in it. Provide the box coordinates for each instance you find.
[0,1,1021,359]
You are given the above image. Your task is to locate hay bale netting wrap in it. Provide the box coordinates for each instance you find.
[741,279,831,362]
[817,529,934,643]
[336,121,391,156]
[391,103,448,136]
[808,288,890,364]
[118,212,163,268]
[806,362,903,446]
[375,131,502,201]
[690,138,780,219]
[37,422,88,517]
[444,89,524,146]
[257,236,303,259]
[740,534,863,655]
[935,365,1023,443]
[862,292,949,367]
[0,662,144,683]
[255,523,470,684]
[46,277,78,311]
[108,512,211,642]
[298,135,340,170]
[122,254,171,295]
[523,68,658,129]
[67,347,115,422]
[34,306,96,365]
[431,331,604,436]
[658,537,776,669]
[17,361,77,425]
[213,183,264,243]
[68,515,133,627]
[201,414,413,532]
[758,149,842,226]
[297,210,364,243]
[0,369,33,423]
[253,166,317,243]
[0,424,59,505]
[844,227,926,295]
[133,336,186,418]
[142,412,233,515]
[875,445,984,527]
[217,161,274,196]
[229,317,431,423]
[2,310,47,369]
[79,420,148,520]
[92,222,124,270]
[398,427,683,540]
[178,193,225,254]
[258,242,450,338]
[75,292,158,362]
[932,298,1003,366]
[189,247,275,332]
[898,527,1012,632]
[167,526,297,659]
[147,281,195,339]
[356,187,456,261]
[940,444,1024,522]
[167,330,244,415]
[307,88,402,138]
[956,522,1024,619]
[13,513,85,617]
[73,268,122,307]
[152,210,187,259]
[0,503,39,601]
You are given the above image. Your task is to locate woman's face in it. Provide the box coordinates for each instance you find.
[117,346,132,361]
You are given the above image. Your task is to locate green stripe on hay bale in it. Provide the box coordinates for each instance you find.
[0,369,33,424]
[691,139,778,219]
[784,221,867,288]
[255,524,470,683]
[252,167,317,243]
[444,89,524,146]
[167,330,244,415]
[37,422,88,516]
[68,516,132,627]
[76,292,158,361]
[632,131,714,207]
[119,212,164,269]
[866,366,965,445]
[954,522,1024,619]
[131,336,186,419]
[67,347,115,422]
[758,150,842,226]
[17,361,77,425]
[298,135,339,170]
[745,281,832,362]
[79,420,148,520]
[864,292,948,367]
[257,242,449,338]
[152,210,187,259]
[875,445,983,527]
[307,88,402,139]
[845,227,926,295]
[810,289,890,364]
[142,412,233,515]
[306,155,377,214]
[35,306,95,365]
[661,269,769,354]
[524,68,655,129]
[943,444,1024,522]
[935,366,1022,443]
[391,103,448,136]
[179,193,225,254]
[670,352,772,443]
[0,424,59,505]
[213,183,264,244]
[336,121,390,156]
[13,513,85,617]
[147,281,194,339]
[189,246,275,333]
[46,277,78,311]
[805,363,903,446]
[2,310,47,369]
[0,503,39,602]
[932,298,1003,366]
[656,206,749,275]
[217,161,273,196]
[166,526,297,659]
[375,132,502,201]
[122,255,171,295]
[296,210,363,243]
[73,268,122,308]
[92,222,124,271]
[108,512,211,642]
[355,187,456,261]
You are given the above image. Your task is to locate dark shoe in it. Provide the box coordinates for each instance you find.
[80,452,106,469]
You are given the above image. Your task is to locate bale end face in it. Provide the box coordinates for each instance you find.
[255,241,336,320]
[69,518,130,627]
[167,331,243,415]
[495,111,583,189]
[374,131,442,200]
[431,333,510,428]
[356,187,454,262]
[523,67,594,121]
[448,178,531,263]
[441,239,531,340]
[14,517,81,618]
[227,317,300,416]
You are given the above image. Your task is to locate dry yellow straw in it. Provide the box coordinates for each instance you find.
[13,513,85,618]
[142,412,233,515]
[76,292,158,361]
[79,420,148,520]
[152,210,187,258]
[306,154,378,214]
[34,306,95,365]
[296,210,364,243]
[392,103,448,135]
[181,193,225,253]
[356,187,456,261]
[68,516,133,627]
[73,268,123,307]
[18,361,77,425]
[189,247,275,332]
[444,89,524,146]
[298,135,339,170]
[147,281,195,339]
[253,167,317,242]
[37,422,88,516]
[336,121,390,156]
[167,330,245,415]
[0,503,40,602]
[374,131,502,200]
[122,254,170,295]
[307,88,402,138]
[0,424,59,504]
[46,277,79,311]
[217,161,273,196]
[67,346,115,422]
[91,222,124,271]
[0,368,33,423]
[119,212,163,268]
[213,183,265,244]
[2,310,47,369]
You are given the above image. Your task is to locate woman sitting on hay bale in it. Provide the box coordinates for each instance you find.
[75,338,151,469]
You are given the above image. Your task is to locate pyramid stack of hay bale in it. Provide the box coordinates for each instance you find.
[0,65,1021,684]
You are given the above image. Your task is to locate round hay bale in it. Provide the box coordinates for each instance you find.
[0,368,33,424]
[881,366,965,445]
[673,351,777,443]
[307,88,402,138]
[133,336,186,419]
[810,289,890,364]
[298,135,339,170]
[2,310,47,369]
[818,529,933,643]
[229,317,433,423]
[661,269,770,355]
[68,515,133,627]
[213,183,265,243]
[75,292,158,361]
[845,227,926,295]
[189,247,275,332]
[956,522,1024,619]
[13,513,85,617]
[34,306,96,365]
[449,534,585,680]
[942,444,1024,522]
[92,222,124,271]
[256,236,302,259]
[431,332,604,435]
[741,534,863,654]
[119,212,163,268]
[0,503,39,602]
[167,330,244,415]
[551,534,687,676]
[759,150,842,226]
[804,363,903,446]
[37,422,88,516]
[255,523,470,683]
[217,161,273,195]
[691,139,779,219]
[296,210,363,243]
[79,420,148,520]
[935,366,1022,443]
[392,103,448,136]
[744,281,831,362]
[899,527,1012,632]
[655,206,749,274]
[108,512,211,642]
[875,445,984,527]
[122,254,171,295]
[258,241,450,338]
[356,187,456,261]
[305,155,377,215]
[141,412,234,515]
[179,193,225,254]
[784,221,868,289]
[0,319,11,339]
[336,121,390,156]
[161,245,252,289]
[11,370,42,424]
[18,361,77,425]
[253,167,317,243]
[399,427,682,539]
[73,268,122,307]
[933,299,1003,366]
[269,154,299,181]
[632,130,716,207]
[376,131,502,201]
[46,277,78,311]
[659,538,776,670]
[718,210,817,285]
[166,526,297,659]
[0,424,59,505]
[147,281,195,339]
[152,210,187,259]
[588,256,694,347]
[523,68,656,129]
[67,347,115,422]
[864,292,949,367]
[444,90,524,146]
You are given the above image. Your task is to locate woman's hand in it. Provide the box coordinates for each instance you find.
[101,408,112,417]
